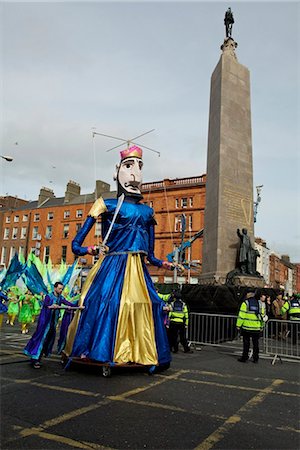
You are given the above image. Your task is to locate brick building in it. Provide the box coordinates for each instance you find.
[0,176,206,283]
[0,180,112,268]
[295,263,300,293]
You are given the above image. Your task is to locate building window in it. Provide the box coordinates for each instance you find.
[63,224,69,239]
[32,226,39,240]
[174,215,183,232]
[14,215,19,223]
[181,198,188,208]
[76,209,83,218]
[149,201,153,208]
[1,247,7,264]
[12,227,18,240]
[189,197,193,207]
[76,223,82,233]
[5,216,10,223]
[4,228,9,240]
[34,213,40,222]
[22,214,28,222]
[44,246,50,264]
[19,246,24,258]
[47,212,54,220]
[46,225,52,239]
[21,227,27,239]
[9,247,16,262]
[61,246,67,262]
[95,222,101,237]
[175,198,179,208]
[188,215,193,231]
[64,210,70,219]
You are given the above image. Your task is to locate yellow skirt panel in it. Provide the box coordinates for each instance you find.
[113,254,158,365]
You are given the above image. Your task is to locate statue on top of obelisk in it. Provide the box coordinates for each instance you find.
[221,7,238,58]
[224,7,234,38]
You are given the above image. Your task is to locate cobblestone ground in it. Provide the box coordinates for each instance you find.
[1,322,299,450]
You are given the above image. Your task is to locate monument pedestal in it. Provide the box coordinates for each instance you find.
[198,273,265,288]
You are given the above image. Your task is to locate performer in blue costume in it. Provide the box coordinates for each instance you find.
[0,290,8,328]
[65,145,175,368]
[24,282,82,368]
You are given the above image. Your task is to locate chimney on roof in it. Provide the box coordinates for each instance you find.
[95,180,110,198]
[64,180,81,203]
[38,187,55,207]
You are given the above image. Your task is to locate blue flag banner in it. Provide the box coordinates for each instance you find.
[62,260,78,286]
[23,263,48,295]
[0,254,25,292]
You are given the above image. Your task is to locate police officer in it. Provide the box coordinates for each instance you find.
[169,291,191,353]
[236,290,266,363]
[281,294,300,345]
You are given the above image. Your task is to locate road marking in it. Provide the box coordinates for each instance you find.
[108,395,227,420]
[2,377,100,397]
[194,379,284,450]
[185,369,300,385]
[0,353,26,361]
[179,377,300,398]
[20,428,113,449]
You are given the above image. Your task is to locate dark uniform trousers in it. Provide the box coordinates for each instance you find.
[169,322,189,352]
[241,330,261,362]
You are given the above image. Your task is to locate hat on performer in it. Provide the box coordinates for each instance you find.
[120,145,143,161]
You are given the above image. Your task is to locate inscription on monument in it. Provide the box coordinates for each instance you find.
[223,180,252,225]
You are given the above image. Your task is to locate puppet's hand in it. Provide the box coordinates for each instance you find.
[162,261,175,271]
[87,246,99,256]
[174,263,185,274]
[98,244,109,255]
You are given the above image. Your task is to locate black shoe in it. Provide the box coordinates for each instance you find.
[184,349,193,353]
[252,359,258,364]
[237,357,248,363]
[172,349,178,353]
[32,362,41,369]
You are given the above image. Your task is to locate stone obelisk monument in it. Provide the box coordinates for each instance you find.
[200,10,261,286]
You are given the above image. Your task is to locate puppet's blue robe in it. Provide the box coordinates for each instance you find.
[69,199,171,366]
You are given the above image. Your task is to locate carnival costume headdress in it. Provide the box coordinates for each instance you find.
[120,145,143,161]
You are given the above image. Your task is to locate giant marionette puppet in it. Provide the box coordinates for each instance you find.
[64,145,176,372]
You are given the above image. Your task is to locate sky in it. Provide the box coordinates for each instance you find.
[1,1,299,261]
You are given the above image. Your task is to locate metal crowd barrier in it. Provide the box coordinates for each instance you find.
[188,313,299,363]
[188,312,240,350]
[264,318,299,363]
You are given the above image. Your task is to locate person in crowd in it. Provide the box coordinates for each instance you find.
[156,288,172,343]
[18,291,33,334]
[30,293,43,323]
[6,292,21,326]
[272,292,287,339]
[0,289,8,327]
[236,289,266,363]
[24,282,84,369]
[168,291,192,353]
[281,293,300,345]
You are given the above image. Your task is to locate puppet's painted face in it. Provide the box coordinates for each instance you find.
[117,157,143,195]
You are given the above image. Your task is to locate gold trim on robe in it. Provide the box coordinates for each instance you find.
[113,254,158,365]
[88,197,107,218]
[64,255,105,356]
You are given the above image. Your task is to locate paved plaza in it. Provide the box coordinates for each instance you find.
[1,323,299,450]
